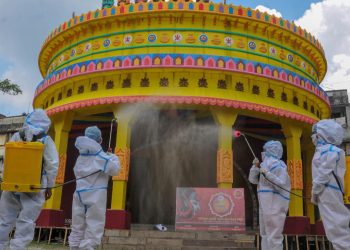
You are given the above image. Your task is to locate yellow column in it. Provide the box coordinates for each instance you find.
[345,156,350,205]
[281,120,304,216]
[211,108,238,189]
[44,112,73,209]
[111,105,133,210]
[302,136,316,223]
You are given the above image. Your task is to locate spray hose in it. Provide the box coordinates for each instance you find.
[30,170,102,190]
[234,130,311,200]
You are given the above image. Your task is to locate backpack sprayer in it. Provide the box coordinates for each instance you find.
[1,119,119,193]
[233,129,308,200]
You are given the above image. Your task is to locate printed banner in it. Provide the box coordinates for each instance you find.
[175,188,245,231]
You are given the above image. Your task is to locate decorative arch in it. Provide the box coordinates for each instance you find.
[73,65,80,75]
[123,57,131,67]
[142,56,151,66]
[272,69,279,78]
[96,61,103,70]
[196,57,204,66]
[217,58,225,68]
[255,64,263,74]
[87,62,96,72]
[153,56,162,65]
[226,59,235,69]
[205,57,215,68]
[185,56,194,66]
[246,63,254,73]
[237,61,245,71]
[163,55,173,66]
[133,57,141,66]
[80,64,86,73]
[104,59,113,69]
[114,59,122,68]
[175,56,182,65]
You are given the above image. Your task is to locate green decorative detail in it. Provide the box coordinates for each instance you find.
[52,44,316,82]
[102,0,114,9]
[68,21,71,28]
[264,15,269,21]
[46,28,319,80]
[209,5,214,11]
[279,19,284,27]
[168,2,173,9]
[94,11,99,18]
[129,5,134,12]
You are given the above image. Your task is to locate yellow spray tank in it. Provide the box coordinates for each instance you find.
[1,141,44,192]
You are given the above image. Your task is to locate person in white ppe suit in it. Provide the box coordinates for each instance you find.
[68,126,120,250]
[249,140,290,250]
[0,109,59,250]
[311,119,350,250]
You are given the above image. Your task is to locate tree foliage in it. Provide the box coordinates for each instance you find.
[0,79,22,95]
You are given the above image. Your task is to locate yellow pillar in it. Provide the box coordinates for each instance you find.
[281,120,304,216]
[302,136,316,223]
[44,112,73,209]
[111,105,133,210]
[345,156,350,205]
[211,108,238,189]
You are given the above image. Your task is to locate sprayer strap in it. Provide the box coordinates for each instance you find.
[332,171,345,196]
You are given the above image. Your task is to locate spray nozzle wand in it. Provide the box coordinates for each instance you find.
[233,130,257,159]
[108,118,117,153]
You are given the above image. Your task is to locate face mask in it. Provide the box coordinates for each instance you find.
[311,134,318,146]
[261,152,266,161]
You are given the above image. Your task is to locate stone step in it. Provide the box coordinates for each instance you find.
[103,229,257,249]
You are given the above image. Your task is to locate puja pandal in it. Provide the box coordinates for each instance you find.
[33,0,333,233]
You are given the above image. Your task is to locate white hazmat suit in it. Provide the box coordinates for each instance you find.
[249,140,291,250]
[0,109,59,250]
[311,119,350,250]
[68,126,120,250]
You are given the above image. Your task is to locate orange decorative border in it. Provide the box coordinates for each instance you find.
[217,149,233,183]
[55,154,67,184]
[46,95,318,124]
[287,159,303,189]
[113,147,131,181]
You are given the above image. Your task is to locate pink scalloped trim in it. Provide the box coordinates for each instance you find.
[46,96,317,124]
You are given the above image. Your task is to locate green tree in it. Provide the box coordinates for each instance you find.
[0,79,22,95]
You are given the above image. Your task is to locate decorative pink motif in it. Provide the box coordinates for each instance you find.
[73,65,80,75]
[104,59,113,69]
[247,63,254,73]
[185,56,194,66]
[87,62,96,72]
[163,55,173,65]
[263,67,271,76]
[46,95,319,124]
[142,56,151,66]
[123,57,131,67]
[206,58,215,67]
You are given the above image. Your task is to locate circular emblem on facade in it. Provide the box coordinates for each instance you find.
[148,34,157,43]
[248,41,256,50]
[59,55,64,62]
[70,49,76,57]
[173,33,183,43]
[85,43,91,52]
[224,37,233,46]
[269,47,276,56]
[301,61,306,69]
[198,34,208,43]
[123,35,133,45]
[103,39,111,48]
[209,192,234,218]
[233,189,244,199]
[288,54,294,63]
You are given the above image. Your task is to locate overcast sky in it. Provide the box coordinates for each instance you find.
[0,0,349,115]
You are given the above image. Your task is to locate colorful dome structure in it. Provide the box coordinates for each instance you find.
[33,0,328,229]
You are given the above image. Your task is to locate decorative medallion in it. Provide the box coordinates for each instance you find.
[209,192,234,218]
[173,33,183,43]
[248,41,256,50]
[103,39,111,48]
[217,79,227,89]
[252,85,260,95]
[106,80,114,89]
[148,34,157,43]
[140,77,150,87]
[198,77,208,88]
[70,49,76,57]
[301,61,306,69]
[123,35,133,45]
[211,35,221,45]
[179,77,188,87]
[160,33,169,43]
[259,43,267,53]
[288,54,294,63]
[122,78,131,88]
[159,77,169,87]
[198,34,208,43]
[235,82,244,91]
[85,43,92,52]
[269,47,276,56]
[186,34,196,43]
[224,37,233,46]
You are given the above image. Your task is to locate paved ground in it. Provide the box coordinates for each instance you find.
[27,243,68,250]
